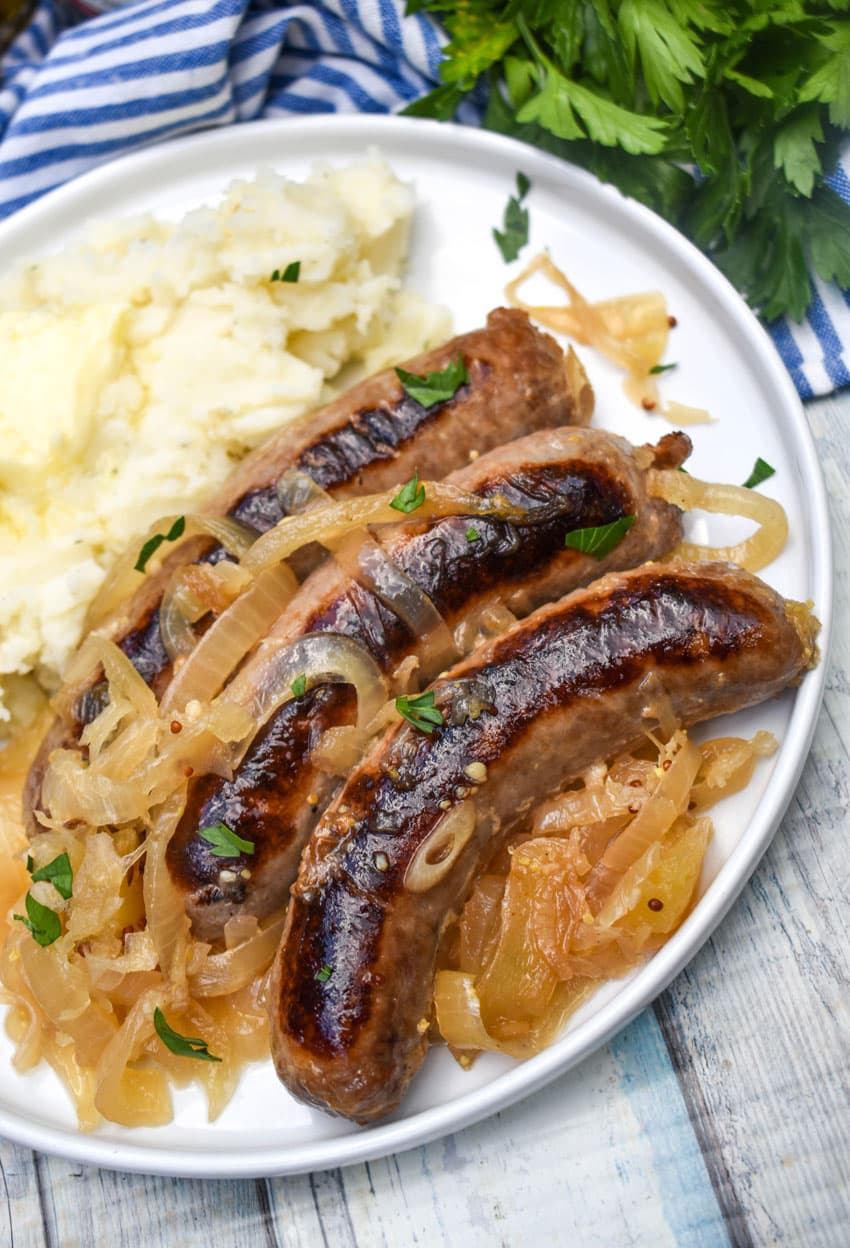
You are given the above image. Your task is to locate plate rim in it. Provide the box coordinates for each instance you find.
[0,113,833,1178]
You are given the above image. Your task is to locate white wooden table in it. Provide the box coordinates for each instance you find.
[2,390,848,1248]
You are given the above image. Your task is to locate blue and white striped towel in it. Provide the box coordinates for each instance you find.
[2,0,849,400]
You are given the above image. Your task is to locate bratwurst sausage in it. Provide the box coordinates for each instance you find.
[168,428,690,941]
[27,309,589,818]
[270,561,819,1122]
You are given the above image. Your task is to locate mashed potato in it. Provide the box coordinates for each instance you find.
[0,156,450,732]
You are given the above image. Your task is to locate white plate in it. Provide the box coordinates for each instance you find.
[0,116,832,1178]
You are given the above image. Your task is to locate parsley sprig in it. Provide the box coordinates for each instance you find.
[404,1,850,321]
[494,170,531,261]
[270,261,301,283]
[396,354,469,407]
[395,689,445,734]
[390,470,427,514]
[14,893,61,947]
[153,1007,222,1063]
[198,821,255,858]
[743,457,776,489]
[135,516,186,573]
[564,514,636,559]
[27,852,73,900]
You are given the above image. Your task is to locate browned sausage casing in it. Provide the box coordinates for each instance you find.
[271,562,819,1123]
[27,309,589,819]
[168,428,690,941]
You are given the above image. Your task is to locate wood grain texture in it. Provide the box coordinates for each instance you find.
[652,391,850,1248]
[1,392,847,1246]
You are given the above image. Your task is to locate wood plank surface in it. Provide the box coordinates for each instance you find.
[2,393,848,1246]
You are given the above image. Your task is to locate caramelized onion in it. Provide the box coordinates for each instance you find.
[242,482,525,574]
[506,253,669,376]
[159,569,206,662]
[84,513,256,634]
[453,597,518,655]
[143,793,191,993]
[405,802,477,893]
[94,986,172,1127]
[190,914,286,998]
[649,469,788,572]
[585,731,700,908]
[276,467,333,514]
[160,564,297,713]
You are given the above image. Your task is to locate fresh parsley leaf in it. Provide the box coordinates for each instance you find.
[723,67,773,100]
[396,355,469,408]
[466,526,481,542]
[395,689,444,734]
[153,1007,222,1063]
[271,261,301,283]
[773,107,823,197]
[315,964,333,983]
[401,83,467,120]
[798,24,850,129]
[618,0,704,112]
[649,362,677,375]
[29,852,73,901]
[493,182,531,262]
[390,470,426,514]
[516,170,531,200]
[198,822,255,858]
[808,188,850,289]
[743,457,776,489]
[134,516,186,573]
[564,514,636,559]
[291,673,307,698]
[13,893,61,947]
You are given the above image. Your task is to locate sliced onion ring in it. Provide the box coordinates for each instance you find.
[276,467,333,515]
[160,564,297,714]
[220,632,389,762]
[404,801,477,894]
[649,469,789,573]
[189,914,286,998]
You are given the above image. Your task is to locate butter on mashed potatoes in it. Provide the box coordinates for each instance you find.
[0,156,450,733]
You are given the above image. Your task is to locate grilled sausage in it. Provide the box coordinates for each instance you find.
[168,428,691,941]
[27,309,590,820]
[270,561,819,1123]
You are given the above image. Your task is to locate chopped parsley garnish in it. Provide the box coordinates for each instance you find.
[649,362,677,375]
[134,516,186,573]
[270,261,301,283]
[153,1007,222,1063]
[13,893,61,947]
[315,964,333,983]
[743,457,776,489]
[493,171,531,262]
[466,526,480,542]
[291,673,307,698]
[564,514,636,560]
[28,851,73,900]
[396,354,469,408]
[390,470,426,514]
[198,821,255,858]
[395,689,444,734]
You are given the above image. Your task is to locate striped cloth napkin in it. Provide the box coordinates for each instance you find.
[1,0,848,399]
